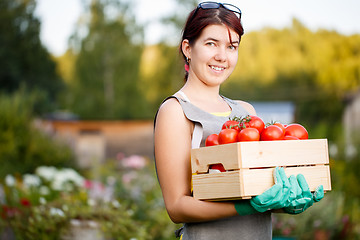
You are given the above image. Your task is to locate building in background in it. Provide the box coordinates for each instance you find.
[39,120,154,169]
[251,102,295,125]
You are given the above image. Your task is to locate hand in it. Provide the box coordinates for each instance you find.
[284,174,324,214]
[250,167,291,212]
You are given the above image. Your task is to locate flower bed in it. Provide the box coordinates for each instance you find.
[0,154,178,240]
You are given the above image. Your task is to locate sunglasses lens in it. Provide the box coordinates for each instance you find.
[199,2,220,9]
[199,2,241,19]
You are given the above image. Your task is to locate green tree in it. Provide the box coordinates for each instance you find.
[65,0,146,119]
[0,0,65,113]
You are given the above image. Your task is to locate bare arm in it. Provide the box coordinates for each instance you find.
[154,98,238,223]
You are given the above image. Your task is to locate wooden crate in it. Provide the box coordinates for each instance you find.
[191,139,331,201]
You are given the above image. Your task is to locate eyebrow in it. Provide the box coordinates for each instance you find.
[204,37,239,45]
[203,37,219,42]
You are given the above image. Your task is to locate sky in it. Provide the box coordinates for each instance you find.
[34,0,360,56]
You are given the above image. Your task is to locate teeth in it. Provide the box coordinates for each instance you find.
[211,66,225,71]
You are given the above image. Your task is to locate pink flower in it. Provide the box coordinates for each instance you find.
[84,179,93,189]
[121,155,146,169]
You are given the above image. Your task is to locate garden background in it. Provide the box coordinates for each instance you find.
[1,0,360,239]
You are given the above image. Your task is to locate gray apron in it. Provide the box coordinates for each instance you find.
[170,92,272,240]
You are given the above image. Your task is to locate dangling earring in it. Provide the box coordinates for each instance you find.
[184,63,189,72]
[185,57,191,72]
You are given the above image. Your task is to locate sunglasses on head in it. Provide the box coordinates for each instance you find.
[193,1,242,19]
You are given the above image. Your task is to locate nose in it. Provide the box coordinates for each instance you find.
[214,46,227,62]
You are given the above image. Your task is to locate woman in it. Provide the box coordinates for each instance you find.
[154,2,323,239]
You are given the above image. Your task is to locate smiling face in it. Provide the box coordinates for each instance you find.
[182,24,240,87]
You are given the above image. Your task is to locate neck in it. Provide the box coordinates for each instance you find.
[181,79,221,103]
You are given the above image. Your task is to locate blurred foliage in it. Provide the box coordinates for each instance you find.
[273,191,360,239]
[0,0,65,114]
[54,50,77,85]
[159,0,198,44]
[331,138,360,215]
[139,43,184,114]
[60,0,149,120]
[0,91,77,178]
[95,156,180,239]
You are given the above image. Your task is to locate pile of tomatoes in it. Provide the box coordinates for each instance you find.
[205,115,309,147]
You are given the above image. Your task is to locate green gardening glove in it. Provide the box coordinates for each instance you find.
[249,167,291,212]
[284,174,324,214]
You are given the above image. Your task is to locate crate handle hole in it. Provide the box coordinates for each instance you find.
[209,163,226,172]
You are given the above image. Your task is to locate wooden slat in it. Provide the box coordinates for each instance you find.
[192,165,331,201]
[193,171,242,200]
[241,165,331,197]
[239,139,329,168]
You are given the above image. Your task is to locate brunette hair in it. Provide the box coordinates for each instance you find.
[180,5,244,80]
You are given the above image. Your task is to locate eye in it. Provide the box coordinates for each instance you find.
[206,42,216,47]
[228,45,238,50]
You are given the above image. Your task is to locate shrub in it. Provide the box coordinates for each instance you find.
[0,91,76,178]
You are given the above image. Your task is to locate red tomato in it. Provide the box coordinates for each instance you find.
[285,124,308,140]
[237,128,260,142]
[246,116,265,133]
[218,129,238,144]
[260,125,285,141]
[222,120,241,132]
[209,163,226,172]
[205,134,219,146]
[283,135,300,140]
[274,122,286,134]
